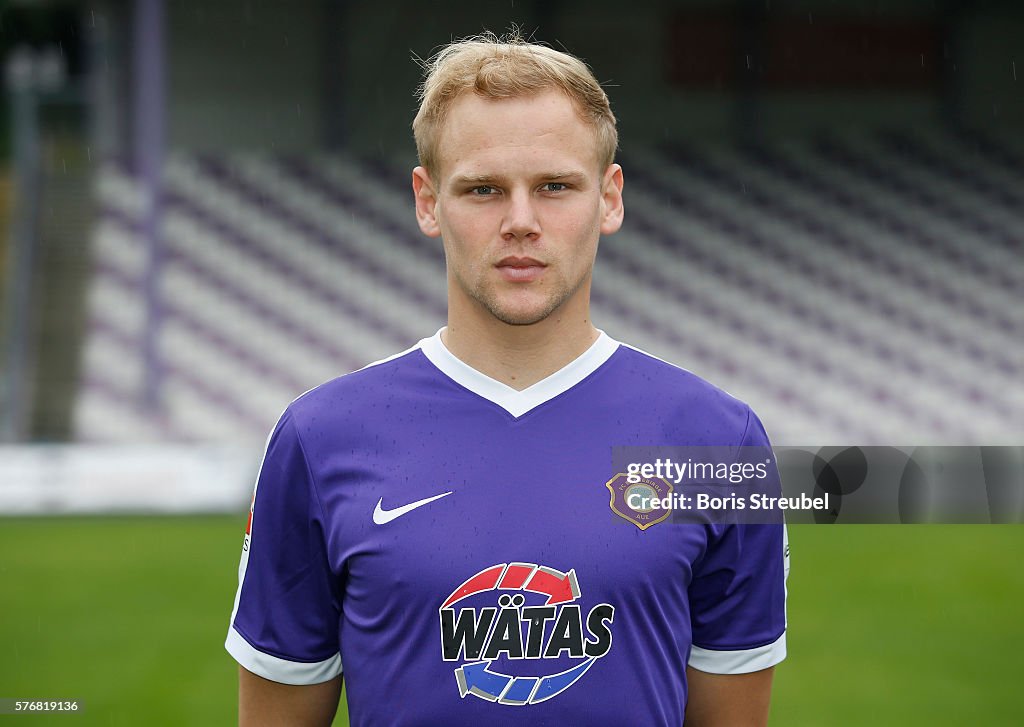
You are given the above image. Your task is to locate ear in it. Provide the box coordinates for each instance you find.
[412,166,442,238]
[599,163,624,235]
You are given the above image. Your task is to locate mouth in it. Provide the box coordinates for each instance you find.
[495,256,547,283]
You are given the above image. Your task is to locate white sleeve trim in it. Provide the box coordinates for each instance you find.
[226,626,343,685]
[688,631,787,674]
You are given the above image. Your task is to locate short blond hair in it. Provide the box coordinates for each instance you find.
[412,31,618,174]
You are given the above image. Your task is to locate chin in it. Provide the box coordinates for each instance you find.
[462,276,583,327]
[491,310,553,326]
[485,295,563,327]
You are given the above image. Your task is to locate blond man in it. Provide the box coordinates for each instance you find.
[228,32,787,727]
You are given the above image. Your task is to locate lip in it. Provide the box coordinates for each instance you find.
[495,256,547,282]
[497,256,546,268]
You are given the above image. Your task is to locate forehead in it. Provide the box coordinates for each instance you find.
[433,90,602,181]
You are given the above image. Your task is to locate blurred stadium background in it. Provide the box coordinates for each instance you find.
[0,0,1021,724]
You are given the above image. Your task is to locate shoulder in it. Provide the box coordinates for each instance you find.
[283,342,429,431]
[606,341,760,444]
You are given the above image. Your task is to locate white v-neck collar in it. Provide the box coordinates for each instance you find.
[418,328,619,417]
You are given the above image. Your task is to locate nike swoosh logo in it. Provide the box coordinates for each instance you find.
[373,491,453,525]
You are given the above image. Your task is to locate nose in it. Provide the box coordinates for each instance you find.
[500,189,541,242]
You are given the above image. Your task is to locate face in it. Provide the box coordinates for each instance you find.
[413,90,624,327]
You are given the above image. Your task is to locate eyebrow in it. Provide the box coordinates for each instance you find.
[450,173,502,187]
[449,171,588,187]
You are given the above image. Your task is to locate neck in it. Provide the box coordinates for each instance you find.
[443,293,599,391]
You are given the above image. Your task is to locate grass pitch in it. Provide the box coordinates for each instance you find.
[0,517,1021,725]
[0,516,348,726]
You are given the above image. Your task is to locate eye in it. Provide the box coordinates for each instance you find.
[542,182,568,192]
[471,186,497,196]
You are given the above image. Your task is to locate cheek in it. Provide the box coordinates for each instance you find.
[550,201,602,244]
[439,207,490,270]
[442,203,497,242]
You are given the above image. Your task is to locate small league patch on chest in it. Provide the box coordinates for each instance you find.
[439,563,615,705]
[605,473,674,530]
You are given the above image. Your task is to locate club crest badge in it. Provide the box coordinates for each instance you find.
[605,473,673,530]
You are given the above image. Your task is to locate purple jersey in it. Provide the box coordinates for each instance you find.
[226,330,788,726]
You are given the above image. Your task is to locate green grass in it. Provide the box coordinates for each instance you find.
[772,525,1024,726]
[0,516,348,726]
[1,518,1021,725]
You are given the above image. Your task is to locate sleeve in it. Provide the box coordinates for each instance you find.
[687,410,789,674]
[225,408,343,685]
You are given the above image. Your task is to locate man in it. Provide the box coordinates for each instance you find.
[227,32,787,726]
